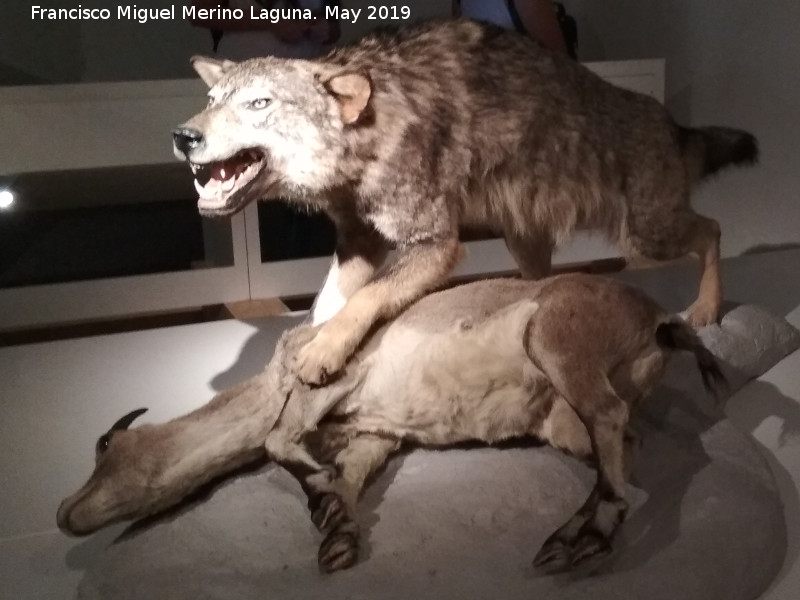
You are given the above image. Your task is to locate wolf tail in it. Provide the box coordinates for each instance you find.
[655,319,727,395]
[680,126,759,183]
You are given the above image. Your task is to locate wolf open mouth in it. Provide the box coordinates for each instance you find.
[191,149,266,215]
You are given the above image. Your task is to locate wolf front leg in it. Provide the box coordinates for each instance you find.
[296,236,463,384]
[311,212,389,326]
[284,429,400,573]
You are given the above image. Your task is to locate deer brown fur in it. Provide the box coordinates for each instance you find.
[57,274,722,573]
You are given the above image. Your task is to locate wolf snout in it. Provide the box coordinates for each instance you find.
[172,127,204,156]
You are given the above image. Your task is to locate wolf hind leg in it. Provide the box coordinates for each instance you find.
[625,206,721,327]
[682,215,722,326]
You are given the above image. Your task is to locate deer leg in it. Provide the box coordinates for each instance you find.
[523,316,632,572]
[532,377,630,572]
[283,429,399,573]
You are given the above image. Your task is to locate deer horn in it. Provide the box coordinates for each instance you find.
[109,408,148,432]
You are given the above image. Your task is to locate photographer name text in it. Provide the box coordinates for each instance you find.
[31,4,411,25]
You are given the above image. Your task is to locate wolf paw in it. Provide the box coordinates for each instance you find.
[684,299,720,328]
[295,332,347,386]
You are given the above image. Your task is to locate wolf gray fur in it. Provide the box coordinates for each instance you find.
[173,18,758,385]
[57,273,724,572]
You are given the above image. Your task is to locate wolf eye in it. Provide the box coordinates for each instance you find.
[249,98,271,110]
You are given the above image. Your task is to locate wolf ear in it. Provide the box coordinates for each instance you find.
[190,55,237,88]
[322,72,372,125]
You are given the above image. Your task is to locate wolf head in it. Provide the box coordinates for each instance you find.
[174,56,372,217]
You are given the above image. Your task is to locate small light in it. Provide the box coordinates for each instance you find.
[0,189,14,209]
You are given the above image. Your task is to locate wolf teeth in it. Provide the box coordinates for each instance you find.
[194,178,208,198]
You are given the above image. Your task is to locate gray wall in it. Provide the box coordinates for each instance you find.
[2,1,215,83]
[0,3,84,83]
[564,0,800,256]
[1,1,451,84]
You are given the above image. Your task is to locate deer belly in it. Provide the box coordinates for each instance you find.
[351,320,552,445]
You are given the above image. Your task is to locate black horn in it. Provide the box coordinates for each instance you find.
[109,408,148,432]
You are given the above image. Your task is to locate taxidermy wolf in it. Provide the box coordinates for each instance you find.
[173,18,757,385]
[57,274,722,573]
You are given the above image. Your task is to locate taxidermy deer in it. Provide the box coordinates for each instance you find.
[57,274,722,573]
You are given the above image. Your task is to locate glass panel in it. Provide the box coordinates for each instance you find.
[258,202,337,263]
[255,204,502,264]
[0,164,234,289]
[461,227,503,242]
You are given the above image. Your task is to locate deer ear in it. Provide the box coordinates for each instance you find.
[322,71,372,125]
[190,55,237,88]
